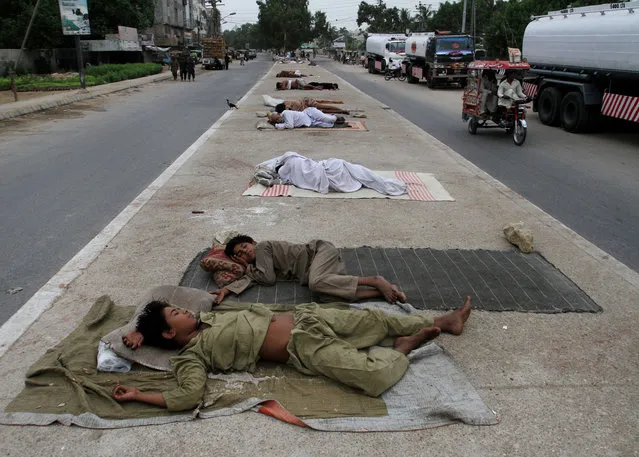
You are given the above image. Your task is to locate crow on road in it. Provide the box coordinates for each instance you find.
[226,99,238,109]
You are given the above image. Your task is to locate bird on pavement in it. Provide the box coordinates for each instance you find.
[226,99,238,109]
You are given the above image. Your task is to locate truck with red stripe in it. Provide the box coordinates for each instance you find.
[403,32,474,88]
[523,2,639,132]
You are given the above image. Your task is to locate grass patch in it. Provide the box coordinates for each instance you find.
[0,63,162,91]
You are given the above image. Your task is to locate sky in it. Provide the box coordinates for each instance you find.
[218,0,446,32]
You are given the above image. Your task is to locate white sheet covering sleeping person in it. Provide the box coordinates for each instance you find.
[255,152,408,195]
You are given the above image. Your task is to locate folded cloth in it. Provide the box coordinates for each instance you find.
[263,94,285,107]
[257,152,408,195]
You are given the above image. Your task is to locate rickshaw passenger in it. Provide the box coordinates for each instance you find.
[480,70,498,115]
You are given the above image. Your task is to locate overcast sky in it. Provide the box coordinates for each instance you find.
[219,0,446,32]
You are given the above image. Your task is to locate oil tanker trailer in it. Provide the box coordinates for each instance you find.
[523,2,639,132]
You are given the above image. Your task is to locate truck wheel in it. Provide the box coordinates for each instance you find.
[538,87,561,126]
[368,60,374,73]
[560,91,589,133]
[427,78,436,89]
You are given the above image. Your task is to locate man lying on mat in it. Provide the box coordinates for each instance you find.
[114,297,472,411]
[275,70,310,77]
[276,98,349,114]
[276,79,338,90]
[267,107,345,129]
[213,236,404,305]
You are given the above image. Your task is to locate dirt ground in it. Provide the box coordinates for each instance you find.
[0,90,63,106]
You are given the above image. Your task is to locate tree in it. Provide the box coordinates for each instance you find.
[0,0,155,49]
[256,0,312,51]
[223,23,266,49]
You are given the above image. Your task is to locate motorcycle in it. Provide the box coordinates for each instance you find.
[461,60,533,146]
[384,59,406,81]
[467,97,531,146]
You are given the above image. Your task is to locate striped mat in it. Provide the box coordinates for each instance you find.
[180,247,601,313]
[242,171,454,201]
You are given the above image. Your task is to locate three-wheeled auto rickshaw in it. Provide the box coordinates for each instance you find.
[462,60,532,146]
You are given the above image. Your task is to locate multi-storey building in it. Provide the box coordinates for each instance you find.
[151,0,218,47]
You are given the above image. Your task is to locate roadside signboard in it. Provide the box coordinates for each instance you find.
[58,0,91,35]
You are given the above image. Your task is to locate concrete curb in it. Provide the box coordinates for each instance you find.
[0,71,174,121]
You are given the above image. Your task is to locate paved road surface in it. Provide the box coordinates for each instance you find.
[323,58,639,273]
[0,57,271,325]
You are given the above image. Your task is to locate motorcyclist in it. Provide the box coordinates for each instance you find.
[497,70,526,109]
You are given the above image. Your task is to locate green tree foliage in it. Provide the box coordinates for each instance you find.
[0,0,154,49]
[87,0,155,37]
[0,0,67,48]
[256,0,312,51]
[223,23,266,49]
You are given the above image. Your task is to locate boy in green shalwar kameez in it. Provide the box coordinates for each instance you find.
[113,298,472,411]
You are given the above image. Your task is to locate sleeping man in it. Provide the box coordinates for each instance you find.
[113,297,472,411]
[276,79,338,90]
[267,107,345,129]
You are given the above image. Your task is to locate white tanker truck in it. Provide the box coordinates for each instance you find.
[365,33,407,74]
[403,32,474,88]
[523,1,639,132]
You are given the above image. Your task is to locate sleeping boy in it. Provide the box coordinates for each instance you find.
[113,297,472,411]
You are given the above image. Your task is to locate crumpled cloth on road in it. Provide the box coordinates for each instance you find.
[257,152,408,195]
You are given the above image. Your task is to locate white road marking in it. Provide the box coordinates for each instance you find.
[0,67,273,358]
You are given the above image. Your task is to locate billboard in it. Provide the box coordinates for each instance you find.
[58,0,91,35]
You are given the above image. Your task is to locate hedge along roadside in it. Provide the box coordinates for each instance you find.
[0,63,163,91]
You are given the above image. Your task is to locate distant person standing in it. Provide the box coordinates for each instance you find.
[187,55,196,81]
[170,56,179,80]
[179,52,188,81]
[240,54,245,66]
[224,53,230,70]
[244,50,249,61]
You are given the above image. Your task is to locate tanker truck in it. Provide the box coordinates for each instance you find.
[403,32,474,88]
[365,33,407,74]
[523,2,639,132]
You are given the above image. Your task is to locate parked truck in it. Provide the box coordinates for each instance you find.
[201,36,225,70]
[403,32,474,88]
[523,1,639,132]
[365,33,407,74]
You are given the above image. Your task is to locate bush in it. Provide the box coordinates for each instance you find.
[0,63,162,91]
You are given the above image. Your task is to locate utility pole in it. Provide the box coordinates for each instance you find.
[461,0,468,33]
[10,0,42,102]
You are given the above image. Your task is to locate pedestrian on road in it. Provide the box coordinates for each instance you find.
[240,55,245,66]
[224,53,230,70]
[187,55,196,81]
[179,52,188,81]
[170,56,179,81]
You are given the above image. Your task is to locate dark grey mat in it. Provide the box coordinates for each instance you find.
[180,247,601,313]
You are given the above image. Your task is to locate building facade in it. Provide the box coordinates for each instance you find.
[150,0,217,47]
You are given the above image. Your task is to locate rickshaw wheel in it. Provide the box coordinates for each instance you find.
[513,120,527,145]
[468,118,478,135]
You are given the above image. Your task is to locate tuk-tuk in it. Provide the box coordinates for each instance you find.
[462,60,531,145]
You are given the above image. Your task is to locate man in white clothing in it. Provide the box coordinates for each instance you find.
[497,70,527,109]
[268,107,346,129]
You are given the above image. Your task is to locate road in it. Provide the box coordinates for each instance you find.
[0,56,271,325]
[323,58,639,273]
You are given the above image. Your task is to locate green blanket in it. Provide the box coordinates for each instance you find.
[3,296,386,426]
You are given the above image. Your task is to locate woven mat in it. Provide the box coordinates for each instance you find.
[181,247,601,313]
[242,171,454,201]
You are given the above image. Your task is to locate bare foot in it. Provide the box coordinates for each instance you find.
[394,327,441,354]
[433,296,472,335]
[374,276,397,303]
[391,285,407,303]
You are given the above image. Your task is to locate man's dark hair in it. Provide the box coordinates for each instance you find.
[275,103,286,113]
[224,235,255,258]
[136,300,181,349]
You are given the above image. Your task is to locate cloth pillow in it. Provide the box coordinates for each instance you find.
[199,244,246,288]
[101,285,216,371]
